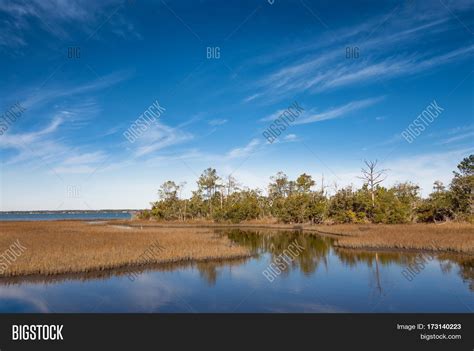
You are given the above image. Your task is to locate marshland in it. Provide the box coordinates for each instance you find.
[0,156,472,312]
[0,221,250,277]
[1,220,472,278]
[0,223,472,313]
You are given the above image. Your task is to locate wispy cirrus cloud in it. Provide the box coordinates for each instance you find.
[259,109,287,122]
[283,134,298,141]
[295,97,383,125]
[0,115,63,151]
[208,118,228,126]
[19,70,132,111]
[253,45,474,100]
[440,125,474,145]
[52,151,108,174]
[0,101,108,172]
[258,96,381,125]
[141,138,262,165]
[61,151,107,166]
[225,138,260,159]
[0,69,126,170]
[0,114,66,166]
[131,122,193,158]
[244,3,474,102]
[243,93,262,103]
[0,0,139,48]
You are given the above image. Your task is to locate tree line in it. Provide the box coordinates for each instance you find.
[137,155,473,224]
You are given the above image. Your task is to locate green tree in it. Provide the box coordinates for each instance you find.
[197,168,220,217]
[296,173,315,193]
[142,156,473,224]
[328,186,359,223]
[416,187,454,223]
[158,181,180,201]
[450,155,474,217]
[268,172,289,198]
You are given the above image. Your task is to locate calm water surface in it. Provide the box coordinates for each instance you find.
[0,228,472,313]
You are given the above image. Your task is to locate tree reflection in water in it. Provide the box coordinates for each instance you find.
[1,229,471,294]
[219,229,473,292]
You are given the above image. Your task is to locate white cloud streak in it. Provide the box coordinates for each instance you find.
[295,97,383,125]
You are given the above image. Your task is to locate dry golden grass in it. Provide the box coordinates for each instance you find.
[330,223,474,254]
[114,220,474,253]
[0,221,250,277]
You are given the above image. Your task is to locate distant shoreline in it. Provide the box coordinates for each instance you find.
[0,210,141,214]
[0,211,136,222]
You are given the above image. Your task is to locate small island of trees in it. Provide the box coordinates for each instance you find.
[138,155,473,225]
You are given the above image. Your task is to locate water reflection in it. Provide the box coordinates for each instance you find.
[222,229,332,276]
[439,256,473,292]
[0,257,250,287]
[222,229,473,291]
[0,228,472,312]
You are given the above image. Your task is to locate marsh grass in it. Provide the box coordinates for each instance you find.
[113,220,474,254]
[0,221,250,277]
[331,223,474,254]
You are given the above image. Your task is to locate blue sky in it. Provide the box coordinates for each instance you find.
[0,0,473,210]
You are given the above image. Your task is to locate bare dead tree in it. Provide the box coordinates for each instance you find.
[178,182,187,221]
[225,175,240,197]
[332,180,339,193]
[216,183,225,210]
[358,160,388,207]
[320,173,329,196]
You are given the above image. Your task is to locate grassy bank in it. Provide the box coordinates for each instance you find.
[0,221,250,278]
[0,220,472,278]
[121,220,474,254]
[330,223,474,254]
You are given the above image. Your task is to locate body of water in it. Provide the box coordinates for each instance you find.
[0,212,132,221]
[0,229,472,312]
